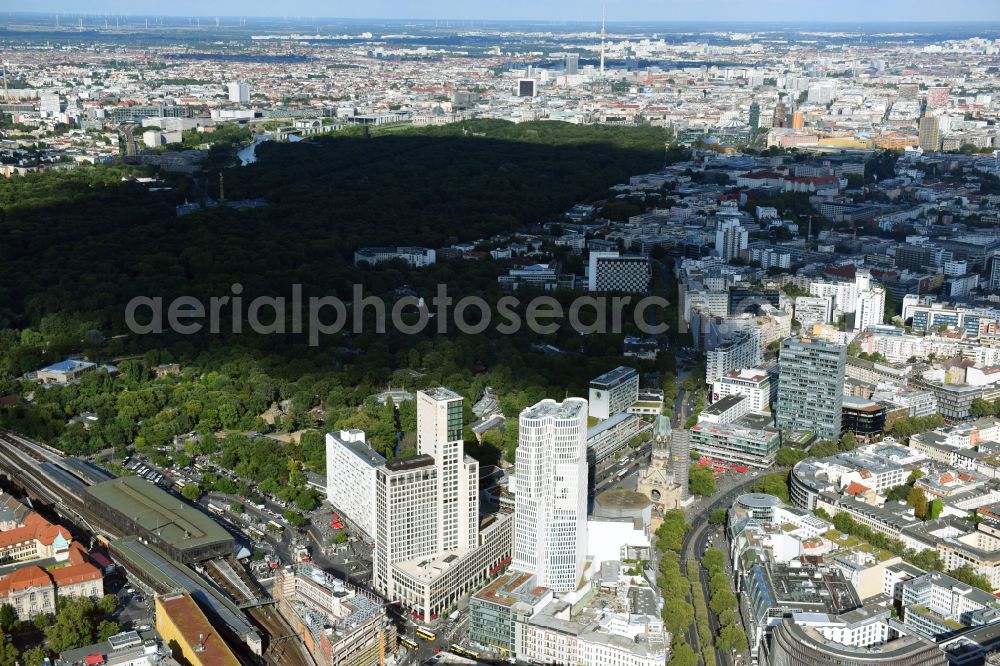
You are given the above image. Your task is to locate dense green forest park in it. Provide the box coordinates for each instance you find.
[0,119,678,480]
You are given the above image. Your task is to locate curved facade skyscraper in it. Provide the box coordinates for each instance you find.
[512,397,588,592]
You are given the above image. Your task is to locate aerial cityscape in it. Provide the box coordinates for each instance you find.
[0,3,999,666]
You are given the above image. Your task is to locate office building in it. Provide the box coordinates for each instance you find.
[706,331,764,385]
[588,366,639,420]
[517,79,536,97]
[353,246,436,268]
[586,411,644,472]
[901,571,1000,640]
[325,429,385,538]
[808,81,838,104]
[855,286,886,332]
[713,367,774,412]
[749,102,761,131]
[226,81,250,103]
[927,86,951,110]
[772,100,788,128]
[274,565,396,666]
[517,591,668,666]
[39,92,61,116]
[468,571,553,654]
[840,397,887,442]
[512,397,588,592]
[698,393,750,425]
[564,53,580,75]
[417,387,478,553]
[498,263,576,291]
[896,243,933,271]
[690,413,781,468]
[809,270,881,321]
[777,337,846,440]
[919,115,941,152]
[765,616,946,666]
[372,454,439,601]
[587,251,651,293]
[794,296,834,327]
[715,217,749,261]
[372,388,512,621]
[903,296,1000,337]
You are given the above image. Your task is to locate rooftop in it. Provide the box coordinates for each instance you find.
[766,562,861,614]
[737,493,783,510]
[420,387,462,402]
[86,477,232,554]
[590,366,638,389]
[595,488,651,511]
[522,397,586,421]
[40,359,96,373]
[702,393,747,416]
[329,431,386,468]
[156,592,241,666]
[384,454,435,473]
[776,617,943,661]
[472,571,549,609]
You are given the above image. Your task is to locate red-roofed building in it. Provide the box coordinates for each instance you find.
[0,509,72,565]
[0,504,105,619]
[843,481,877,504]
[844,482,871,496]
[0,565,56,618]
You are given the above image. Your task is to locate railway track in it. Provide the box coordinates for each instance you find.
[0,429,65,463]
[0,429,312,666]
[250,606,313,666]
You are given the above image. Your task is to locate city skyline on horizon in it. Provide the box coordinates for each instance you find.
[10,1,1000,24]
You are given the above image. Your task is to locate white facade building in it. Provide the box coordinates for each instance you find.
[39,92,61,116]
[790,609,891,648]
[587,252,651,293]
[512,398,588,592]
[794,295,834,326]
[325,429,385,538]
[226,81,251,103]
[417,388,478,553]
[588,366,639,421]
[354,246,437,268]
[705,330,763,385]
[515,594,668,666]
[713,368,773,412]
[855,286,886,332]
[715,217,749,261]
[372,388,512,621]
[372,456,439,603]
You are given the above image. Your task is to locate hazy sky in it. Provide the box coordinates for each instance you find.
[16,0,1000,23]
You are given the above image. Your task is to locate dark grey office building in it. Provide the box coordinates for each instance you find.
[895,244,933,271]
[776,336,846,440]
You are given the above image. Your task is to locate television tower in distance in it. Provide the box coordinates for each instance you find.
[599,4,606,78]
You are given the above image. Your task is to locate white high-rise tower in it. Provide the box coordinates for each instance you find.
[417,387,478,553]
[512,397,588,592]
